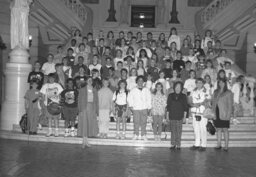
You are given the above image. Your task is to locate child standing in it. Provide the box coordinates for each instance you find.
[24,79,41,134]
[98,78,113,138]
[153,70,170,95]
[60,78,79,137]
[151,82,167,141]
[112,80,129,139]
[40,73,63,137]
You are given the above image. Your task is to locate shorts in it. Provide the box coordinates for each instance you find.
[62,106,78,122]
[115,104,127,118]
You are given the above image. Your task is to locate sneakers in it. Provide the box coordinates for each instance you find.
[54,128,59,137]
[121,132,126,140]
[70,127,75,137]
[116,132,120,139]
[190,146,200,150]
[46,128,53,137]
[132,135,138,140]
[38,123,42,130]
[233,119,240,125]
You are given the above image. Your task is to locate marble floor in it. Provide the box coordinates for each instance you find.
[0,139,256,177]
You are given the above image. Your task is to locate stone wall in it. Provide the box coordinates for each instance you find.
[86,0,201,30]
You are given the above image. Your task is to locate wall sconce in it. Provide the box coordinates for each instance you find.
[139,23,144,28]
[29,35,32,47]
[139,13,145,19]
[254,42,256,53]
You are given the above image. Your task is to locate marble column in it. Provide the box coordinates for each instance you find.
[1,0,32,130]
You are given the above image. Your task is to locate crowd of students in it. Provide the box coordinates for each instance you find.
[24,28,251,150]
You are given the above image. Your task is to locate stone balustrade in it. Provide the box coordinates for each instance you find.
[62,0,87,22]
[201,0,235,24]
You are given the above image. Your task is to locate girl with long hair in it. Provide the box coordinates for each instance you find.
[151,82,167,141]
[112,80,129,139]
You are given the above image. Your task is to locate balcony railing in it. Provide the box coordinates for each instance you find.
[201,0,235,24]
[62,0,87,22]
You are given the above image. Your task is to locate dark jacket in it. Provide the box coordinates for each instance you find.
[167,93,188,120]
[78,86,99,116]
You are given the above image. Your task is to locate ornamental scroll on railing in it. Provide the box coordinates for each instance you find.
[62,0,87,22]
[200,0,234,24]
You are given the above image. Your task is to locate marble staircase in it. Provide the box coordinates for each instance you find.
[1,117,256,148]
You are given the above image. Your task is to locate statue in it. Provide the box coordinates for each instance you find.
[157,0,165,26]
[10,0,33,50]
[120,0,130,25]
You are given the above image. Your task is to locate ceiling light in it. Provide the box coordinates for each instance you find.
[139,13,145,19]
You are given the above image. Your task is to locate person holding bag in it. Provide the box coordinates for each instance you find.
[212,78,233,151]
[40,73,63,137]
[189,78,208,151]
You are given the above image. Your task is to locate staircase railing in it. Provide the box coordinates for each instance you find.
[200,0,235,25]
[62,0,87,23]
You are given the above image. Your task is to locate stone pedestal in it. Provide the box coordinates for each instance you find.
[1,47,32,130]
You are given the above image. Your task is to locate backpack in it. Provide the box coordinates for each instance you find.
[19,114,28,133]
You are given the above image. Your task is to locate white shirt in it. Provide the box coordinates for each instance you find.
[127,76,137,91]
[225,69,236,79]
[113,90,128,106]
[184,78,196,93]
[89,63,102,73]
[128,87,152,110]
[231,82,240,104]
[168,35,181,50]
[190,88,207,114]
[145,80,153,90]
[63,66,72,78]
[40,83,63,105]
[201,37,215,49]
[153,78,170,94]
[217,56,234,69]
[113,57,123,69]
[42,62,56,75]
[204,83,213,99]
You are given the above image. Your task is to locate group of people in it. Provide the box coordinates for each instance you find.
[24,27,251,150]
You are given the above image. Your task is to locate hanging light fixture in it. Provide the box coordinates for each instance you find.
[139,23,144,28]
[139,13,145,19]
[29,35,32,47]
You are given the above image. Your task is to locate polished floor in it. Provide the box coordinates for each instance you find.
[0,139,256,177]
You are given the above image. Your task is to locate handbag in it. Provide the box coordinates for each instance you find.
[206,121,216,135]
[203,108,215,119]
[45,84,62,116]
[47,102,62,116]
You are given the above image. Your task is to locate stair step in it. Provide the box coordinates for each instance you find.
[2,130,256,147]
[13,125,256,140]
[15,121,256,132]
[57,116,256,127]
